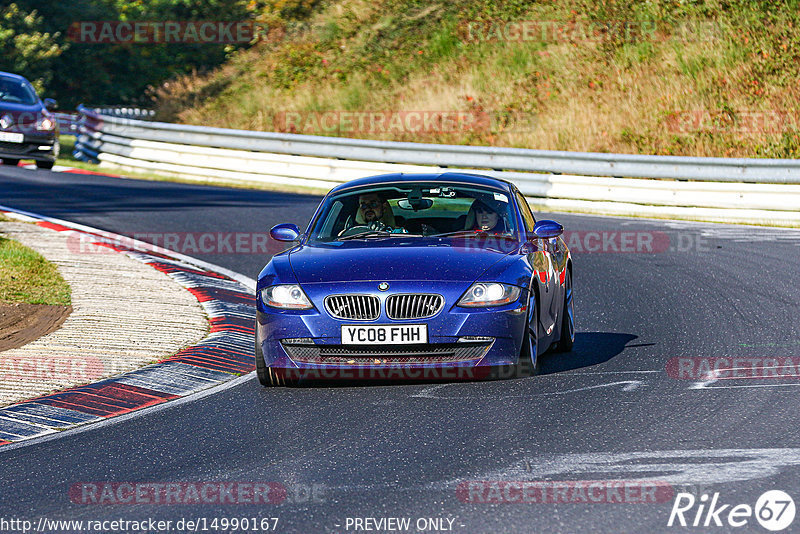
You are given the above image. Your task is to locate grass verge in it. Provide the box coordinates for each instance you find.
[0,233,71,306]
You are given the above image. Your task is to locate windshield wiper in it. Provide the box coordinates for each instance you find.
[430,230,486,238]
[337,230,424,241]
[430,230,515,238]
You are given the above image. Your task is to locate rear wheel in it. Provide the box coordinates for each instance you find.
[1,158,20,166]
[554,268,574,353]
[518,292,540,377]
[36,160,54,170]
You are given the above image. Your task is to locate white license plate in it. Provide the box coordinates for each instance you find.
[0,132,23,143]
[342,324,427,345]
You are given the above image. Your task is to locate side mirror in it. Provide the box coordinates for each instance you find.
[270,223,300,242]
[532,220,563,239]
[43,98,58,112]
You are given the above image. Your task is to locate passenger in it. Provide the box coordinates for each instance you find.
[465,199,507,233]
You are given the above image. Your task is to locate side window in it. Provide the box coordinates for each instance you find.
[515,191,536,233]
[317,200,343,239]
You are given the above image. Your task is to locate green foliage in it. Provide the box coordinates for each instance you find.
[3,0,257,108]
[267,0,321,20]
[0,4,65,92]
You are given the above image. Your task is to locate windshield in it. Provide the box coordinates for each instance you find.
[0,76,38,105]
[308,182,518,242]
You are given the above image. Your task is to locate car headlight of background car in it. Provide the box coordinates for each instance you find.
[36,115,55,131]
[457,282,521,307]
[260,284,313,310]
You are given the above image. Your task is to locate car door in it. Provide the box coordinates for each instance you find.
[515,190,557,340]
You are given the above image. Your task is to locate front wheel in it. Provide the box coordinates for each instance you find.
[36,160,54,170]
[1,158,20,166]
[255,330,271,386]
[554,268,574,353]
[517,293,539,377]
[255,326,298,387]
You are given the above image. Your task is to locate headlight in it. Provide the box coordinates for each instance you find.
[457,282,521,307]
[260,284,313,310]
[36,116,55,131]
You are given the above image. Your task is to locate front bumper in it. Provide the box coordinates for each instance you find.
[0,132,58,162]
[256,280,528,379]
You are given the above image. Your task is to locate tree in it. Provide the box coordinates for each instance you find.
[7,0,257,107]
[0,3,65,92]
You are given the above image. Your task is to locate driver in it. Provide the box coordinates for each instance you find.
[0,79,22,101]
[339,192,397,234]
[357,193,391,225]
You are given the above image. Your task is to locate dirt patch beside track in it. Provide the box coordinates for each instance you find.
[0,303,71,352]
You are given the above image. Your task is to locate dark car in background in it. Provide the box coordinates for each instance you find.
[0,71,59,170]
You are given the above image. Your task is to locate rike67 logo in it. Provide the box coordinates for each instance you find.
[668,490,795,531]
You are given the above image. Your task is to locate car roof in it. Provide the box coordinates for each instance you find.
[330,172,514,194]
[0,71,30,83]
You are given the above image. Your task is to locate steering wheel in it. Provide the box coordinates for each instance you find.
[338,222,392,237]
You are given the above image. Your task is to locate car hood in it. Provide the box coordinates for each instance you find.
[0,102,44,114]
[288,240,516,283]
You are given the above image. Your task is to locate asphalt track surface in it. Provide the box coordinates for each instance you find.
[2,166,800,533]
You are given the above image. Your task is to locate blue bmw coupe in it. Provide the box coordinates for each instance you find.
[255,172,573,385]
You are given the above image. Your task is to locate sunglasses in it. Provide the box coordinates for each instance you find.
[359,201,381,210]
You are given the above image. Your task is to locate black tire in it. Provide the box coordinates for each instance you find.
[36,160,54,170]
[517,292,540,377]
[554,268,574,353]
[1,158,20,166]
[255,328,271,386]
[255,326,298,387]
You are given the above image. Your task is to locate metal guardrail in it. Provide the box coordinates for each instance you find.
[92,107,156,120]
[59,108,154,140]
[55,112,79,136]
[76,106,800,184]
[73,105,800,226]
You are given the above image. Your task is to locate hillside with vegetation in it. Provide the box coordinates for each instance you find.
[154,0,800,158]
